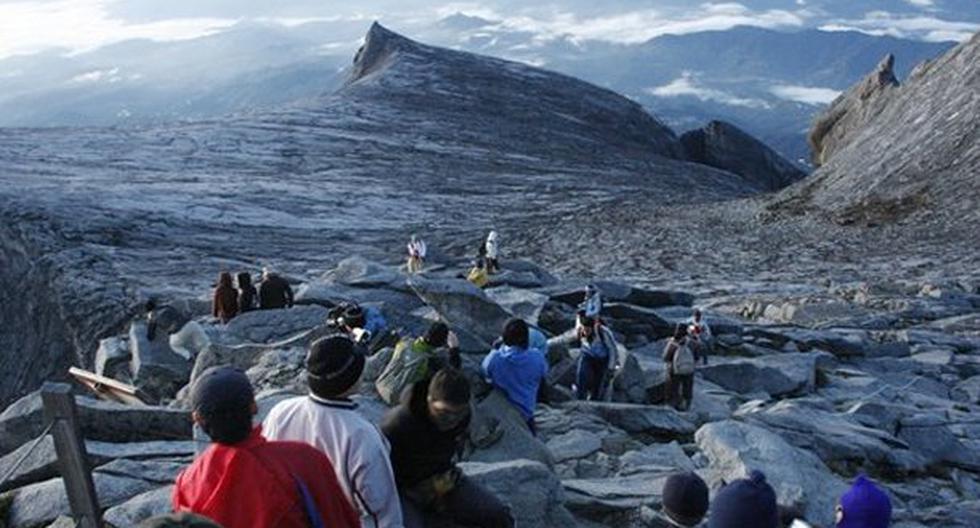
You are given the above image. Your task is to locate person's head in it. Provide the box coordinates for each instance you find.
[145,299,157,314]
[708,470,779,528]
[427,368,471,431]
[138,513,223,528]
[306,335,366,399]
[488,230,498,241]
[424,321,450,348]
[411,234,418,243]
[662,471,710,527]
[693,308,702,322]
[502,318,529,349]
[580,316,597,338]
[261,266,271,280]
[217,271,233,288]
[836,474,891,528]
[190,367,256,445]
[236,272,252,288]
[341,304,366,330]
[673,324,688,341]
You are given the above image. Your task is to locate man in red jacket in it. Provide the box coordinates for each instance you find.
[173,366,360,528]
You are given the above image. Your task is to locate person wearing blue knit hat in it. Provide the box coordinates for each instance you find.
[836,474,892,528]
[708,470,779,528]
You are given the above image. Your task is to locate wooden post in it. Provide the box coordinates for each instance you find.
[41,382,102,528]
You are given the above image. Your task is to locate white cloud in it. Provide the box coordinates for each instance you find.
[770,84,841,105]
[0,0,236,59]
[904,0,934,7]
[433,2,806,45]
[820,11,979,42]
[70,67,121,83]
[646,72,771,109]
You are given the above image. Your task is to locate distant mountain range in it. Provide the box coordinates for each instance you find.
[0,20,958,163]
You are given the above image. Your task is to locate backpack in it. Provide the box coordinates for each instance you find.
[376,339,433,405]
[467,266,489,288]
[672,341,696,376]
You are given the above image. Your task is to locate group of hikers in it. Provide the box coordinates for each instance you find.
[185,244,896,528]
[402,231,499,288]
[211,267,295,323]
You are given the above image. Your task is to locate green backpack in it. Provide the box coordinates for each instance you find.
[376,338,435,405]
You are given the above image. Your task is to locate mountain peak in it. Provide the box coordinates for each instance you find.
[348,22,420,84]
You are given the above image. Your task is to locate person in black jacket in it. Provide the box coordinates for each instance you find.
[381,369,514,528]
[236,272,257,314]
[258,267,293,309]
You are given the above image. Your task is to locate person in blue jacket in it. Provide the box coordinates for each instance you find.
[481,318,549,435]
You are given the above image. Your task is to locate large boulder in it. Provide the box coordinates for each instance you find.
[545,429,603,463]
[484,286,549,326]
[744,326,869,357]
[698,352,824,397]
[953,375,980,404]
[466,390,553,468]
[322,256,405,289]
[618,441,695,475]
[102,486,174,528]
[562,401,696,440]
[129,321,191,403]
[738,400,927,475]
[696,420,846,527]
[681,120,806,191]
[460,459,576,528]
[224,305,329,344]
[545,281,693,310]
[3,472,159,528]
[94,336,132,382]
[0,391,191,455]
[562,470,672,525]
[408,277,513,351]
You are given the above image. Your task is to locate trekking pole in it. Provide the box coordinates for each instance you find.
[41,382,102,528]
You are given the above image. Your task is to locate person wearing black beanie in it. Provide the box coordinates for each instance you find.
[708,470,780,528]
[263,335,403,528]
[662,471,710,527]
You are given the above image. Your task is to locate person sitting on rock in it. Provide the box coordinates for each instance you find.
[661,471,710,528]
[835,474,892,528]
[376,321,462,404]
[407,234,427,274]
[687,308,713,360]
[173,366,359,528]
[330,302,396,353]
[467,258,490,288]
[707,470,779,528]
[258,267,294,310]
[662,324,699,411]
[555,315,619,401]
[381,368,514,528]
[263,336,404,528]
[236,271,258,314]
[483,230,500,273]
[481,318,549,434]
[212,271,239,324]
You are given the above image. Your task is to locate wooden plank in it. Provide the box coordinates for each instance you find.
[41,382,102,528]
[68,367,146,406]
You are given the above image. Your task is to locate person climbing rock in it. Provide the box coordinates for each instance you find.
[663,324,699,411]
[687,308,713,361]
[481,318,549,434]
[211,271,238,323]
[236,271,257,313]
[173,367,359,528]
[555,315,619,401]
[467,258,490,288]
[381,368,514,528]
[407,234,427,274]
[376,321,462,405]
[662,471,710,527]
[258,267,294,309]
[707,470,779,528]
[329,301,396,353]
[263,335,404,528]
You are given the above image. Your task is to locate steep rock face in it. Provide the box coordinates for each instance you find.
[807,54,899,168]
[0,23,760,405]
[771,33,980,226]
[681,120,807,191]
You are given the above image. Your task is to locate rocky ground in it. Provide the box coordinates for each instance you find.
[1,254,978,527]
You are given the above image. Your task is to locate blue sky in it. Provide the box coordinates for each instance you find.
[0,0,977,59]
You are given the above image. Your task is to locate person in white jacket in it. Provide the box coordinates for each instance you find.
[484,231,500,273]
[263,335,404,528]
[687,308,713,359]
[407,235,427,274]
